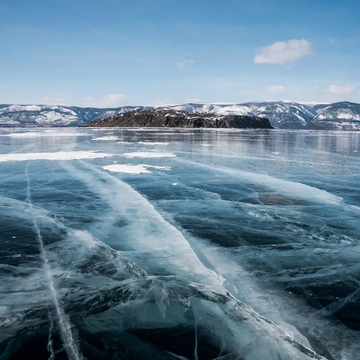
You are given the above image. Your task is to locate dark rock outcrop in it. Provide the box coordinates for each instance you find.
[87,109,273,129]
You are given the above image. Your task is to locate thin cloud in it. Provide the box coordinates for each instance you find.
[42,93,127,107]
[266,85,287,92]
[177,59,195,69]
[254,39,314,65]
[325,84,356,95]
[185,98,202,103]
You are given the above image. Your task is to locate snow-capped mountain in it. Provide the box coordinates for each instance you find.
[310,102,360,130]
[0,104,151,127]
[1,101,360,129]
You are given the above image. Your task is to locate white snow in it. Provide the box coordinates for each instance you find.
[4,105,42,112]
[34,111,78,125]
[103,164,172,174]
[0,132,86,138]
[103,164,151,174]
[0,151,113,163]
[93,136,119,141]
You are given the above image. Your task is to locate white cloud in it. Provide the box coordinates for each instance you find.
[100,94,126,106]
[177,59,195,69]
[327,38,336,44]
[325,84,356,95]
[266,85,287,92]
[254,39,314,65]
[42,93,127,107]
[346,38,356,43]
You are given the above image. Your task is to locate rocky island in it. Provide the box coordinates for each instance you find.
[86,108,273,129]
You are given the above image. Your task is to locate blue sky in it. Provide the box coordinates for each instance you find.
[0,0,359,107]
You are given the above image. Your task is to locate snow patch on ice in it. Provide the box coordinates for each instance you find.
[103,164,172,174]
[103,164,151,174]
[93,136,119,141]
[0,151,113,163]
[0,132,87,138]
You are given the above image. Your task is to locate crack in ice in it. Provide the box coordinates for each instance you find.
[25,164,82,360]
[47,309,55,360]
[194,316,199,360]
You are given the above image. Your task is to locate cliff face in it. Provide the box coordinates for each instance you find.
[87,109,273,129]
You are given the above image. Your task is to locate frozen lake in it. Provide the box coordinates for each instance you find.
[0,128,359,360]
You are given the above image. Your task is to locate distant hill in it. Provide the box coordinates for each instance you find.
[1,101,360,130]
[0,104,151,127]
[310,102,360,130]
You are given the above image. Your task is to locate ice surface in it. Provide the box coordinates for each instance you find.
[139,142,170,145]
[62,160,221,283]
[142,164,172,170]
[124,151,176,158]
[0,128,359,360]
[176,158,344,205]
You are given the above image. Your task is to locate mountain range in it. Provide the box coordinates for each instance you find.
[1,101,360,130]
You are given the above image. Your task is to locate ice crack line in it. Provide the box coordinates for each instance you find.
[47,309,55,360]
[194,317,199,360]
[25,164,82,360]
